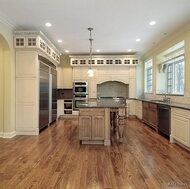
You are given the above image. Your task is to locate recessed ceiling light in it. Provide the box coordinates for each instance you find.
[136,38,141,42]
[149,21,156,26]
[127,49,132,52]
[45,22,52,27]
[65,50,69,53]
[96,49,100,52]
[58,40,62,43]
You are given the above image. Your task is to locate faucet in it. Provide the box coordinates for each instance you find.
[97,93,100,102]
[163,94,171,103]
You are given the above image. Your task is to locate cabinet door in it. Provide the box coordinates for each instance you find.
[172,114,189,147]
[62,67,73,88]
[91,116,105,140]
[128,100,136,116]
[143,107,149,123]
[89,78,97,98]
[79,116,91,140]
[73,67,88,80]
[57,67,63,88]
[149,109,158,127]
[136,100,142,119]
[57,100,64,117]
[129,78,136,98]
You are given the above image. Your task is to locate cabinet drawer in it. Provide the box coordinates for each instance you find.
[143,102,149,108]
[172,108,190,118]
[79,108,105,116]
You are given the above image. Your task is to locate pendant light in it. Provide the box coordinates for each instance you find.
[87,27,94,77]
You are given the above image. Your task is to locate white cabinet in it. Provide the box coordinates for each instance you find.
[89,78,97,98]
[57,67,73,88]
[127,100,136,116]
[136,100,142,119]
[70,55,140,66]
[171,108,190,148]
[73,67,89,81]
[57,67,63,88]
[16,51,39,135]
[62,67,73,88]
[57,100,64,118]
[14,31,61,65]
[129,78,136,98]
[57,99,73,117]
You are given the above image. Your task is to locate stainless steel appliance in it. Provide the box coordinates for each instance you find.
[158,104,171,138]
[39,63,50,130]
[73,94,88,110]
[73,81,88,95]
[49,68,57,123]
[39,62,57,130]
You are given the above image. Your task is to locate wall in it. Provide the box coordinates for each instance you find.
[143,25,190,104]
[0,18,16,137]
[59,54,71,67]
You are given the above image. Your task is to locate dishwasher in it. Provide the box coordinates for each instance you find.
[158,104,171,138]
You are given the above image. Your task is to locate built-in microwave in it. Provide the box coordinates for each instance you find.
[73,81,88,95]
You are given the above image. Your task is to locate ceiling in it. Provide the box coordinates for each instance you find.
[1,0,190,56]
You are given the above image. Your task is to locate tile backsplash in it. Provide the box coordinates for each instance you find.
[97,81,129,98]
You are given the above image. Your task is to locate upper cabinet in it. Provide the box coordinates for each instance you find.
[70,55,140,67]
[13,31,61,66]
[57,67,73,89]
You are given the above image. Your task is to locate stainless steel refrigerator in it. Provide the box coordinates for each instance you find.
[39,62,57,130]
[49,68,57,123]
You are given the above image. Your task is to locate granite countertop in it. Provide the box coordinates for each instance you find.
[139,98,190,110]
[78,98,127,108]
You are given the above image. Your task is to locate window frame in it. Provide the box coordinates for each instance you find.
[166,54,184,95]
[144,59,153,93]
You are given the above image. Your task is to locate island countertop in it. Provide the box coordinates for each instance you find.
[78,98,127,108]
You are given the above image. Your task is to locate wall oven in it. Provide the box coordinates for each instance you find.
[73,94,88,110]
[73,81,88,95]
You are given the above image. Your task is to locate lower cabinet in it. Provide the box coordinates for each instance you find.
[136,100,142,119]
[79,108,105,143]
[171,108,190,148]
[142,101,158,131]
[57,99,73,117]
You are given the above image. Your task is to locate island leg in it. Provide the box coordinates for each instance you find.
[118,108,125,143]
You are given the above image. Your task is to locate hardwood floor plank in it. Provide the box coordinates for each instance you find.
[0,117,190,189]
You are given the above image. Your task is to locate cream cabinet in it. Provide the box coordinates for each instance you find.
[57,99,64,118]
[57,99,73,118]
[136,100,142,119]
[79,108,105,143]
[57,67,72,88]
[16,51,39,135]
[73,67,89,81]
[89,78,97,98]
[171,108,190,148]
[127,100,136,116]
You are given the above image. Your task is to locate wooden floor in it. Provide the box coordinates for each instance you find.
[0,118,190,189]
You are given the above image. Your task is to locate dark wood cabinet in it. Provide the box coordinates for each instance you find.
[142,101,158,132]
[58,89,73,99]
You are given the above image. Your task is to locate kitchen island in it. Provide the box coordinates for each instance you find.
[78,98,127,146]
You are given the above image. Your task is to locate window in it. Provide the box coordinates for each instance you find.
[166,54,184,94]
[145,59,152,92]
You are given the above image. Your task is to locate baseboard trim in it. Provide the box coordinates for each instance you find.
[16,130,39,136]
[2,131,16,138]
